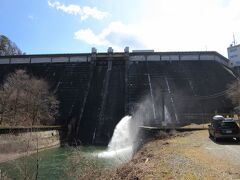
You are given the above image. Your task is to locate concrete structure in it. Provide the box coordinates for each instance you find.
[0,130,60,155]
[0,50,235,145]
[0,51,230,67]
[227,44,240,67]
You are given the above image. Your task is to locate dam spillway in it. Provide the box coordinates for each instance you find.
[0,51,236,145]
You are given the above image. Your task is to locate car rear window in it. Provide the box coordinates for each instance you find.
[220,122,239,129]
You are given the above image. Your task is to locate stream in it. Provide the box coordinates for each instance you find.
[0,115,136,179]
[0,146,115,180]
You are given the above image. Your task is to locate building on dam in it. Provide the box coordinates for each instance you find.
[0,48,237,145]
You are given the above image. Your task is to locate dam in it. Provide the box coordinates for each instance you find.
[0,50,236,145]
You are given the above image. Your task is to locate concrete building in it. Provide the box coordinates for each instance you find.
[227,44,240,67]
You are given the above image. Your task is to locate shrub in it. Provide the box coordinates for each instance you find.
[0,69,59,126]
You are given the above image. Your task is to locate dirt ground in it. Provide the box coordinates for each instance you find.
[100,130,240,180]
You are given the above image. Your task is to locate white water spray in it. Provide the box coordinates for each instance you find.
[164,106,171,124]
[98,115,136,162]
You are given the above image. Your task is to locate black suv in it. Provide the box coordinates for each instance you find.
[208,118,240,142]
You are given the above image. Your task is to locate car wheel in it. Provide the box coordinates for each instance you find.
[236,137,240,142]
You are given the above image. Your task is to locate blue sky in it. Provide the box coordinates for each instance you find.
[0,0,240,56]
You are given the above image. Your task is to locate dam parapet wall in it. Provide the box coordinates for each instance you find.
[0,51,230,67]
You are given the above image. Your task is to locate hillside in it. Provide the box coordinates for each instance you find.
[0,35,22,56]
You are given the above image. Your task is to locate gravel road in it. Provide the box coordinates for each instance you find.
[167,130,240,179]
[204,132,240,167]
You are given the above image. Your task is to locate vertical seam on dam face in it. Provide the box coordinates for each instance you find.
[74,62,94,144]
[0,54,236,146]
[164,76,178,124]
[125,58,129,114]
[94,60,112,144]
[146,58,156,120]
[77,61,107,144]
[147,74,156,119]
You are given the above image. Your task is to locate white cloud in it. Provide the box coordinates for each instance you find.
[27,15,35,20]
[81,6,109,20]
[134,0,240,55]
[48,0,109,20]
[74,0,240,56]
[75,28,108,46]
[74,21,146,51]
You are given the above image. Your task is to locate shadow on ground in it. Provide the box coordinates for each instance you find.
[209,137,240,145]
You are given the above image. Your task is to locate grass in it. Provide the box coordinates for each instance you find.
[182,123,210,129]
[96,130,240,179]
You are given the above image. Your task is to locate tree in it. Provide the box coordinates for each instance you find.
[227,79,240,112]
[0,35,22,56]
[0,69,59,126]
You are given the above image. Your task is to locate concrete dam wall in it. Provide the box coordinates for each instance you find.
[0,52,236,145]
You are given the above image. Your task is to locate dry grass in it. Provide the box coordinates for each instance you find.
[183,123,210,129]
[96,131,182,180]
[97,130,240,180]
[65,147,106,180]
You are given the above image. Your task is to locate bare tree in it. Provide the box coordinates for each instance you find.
[227,79,240,112]
[0,69,59,126]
